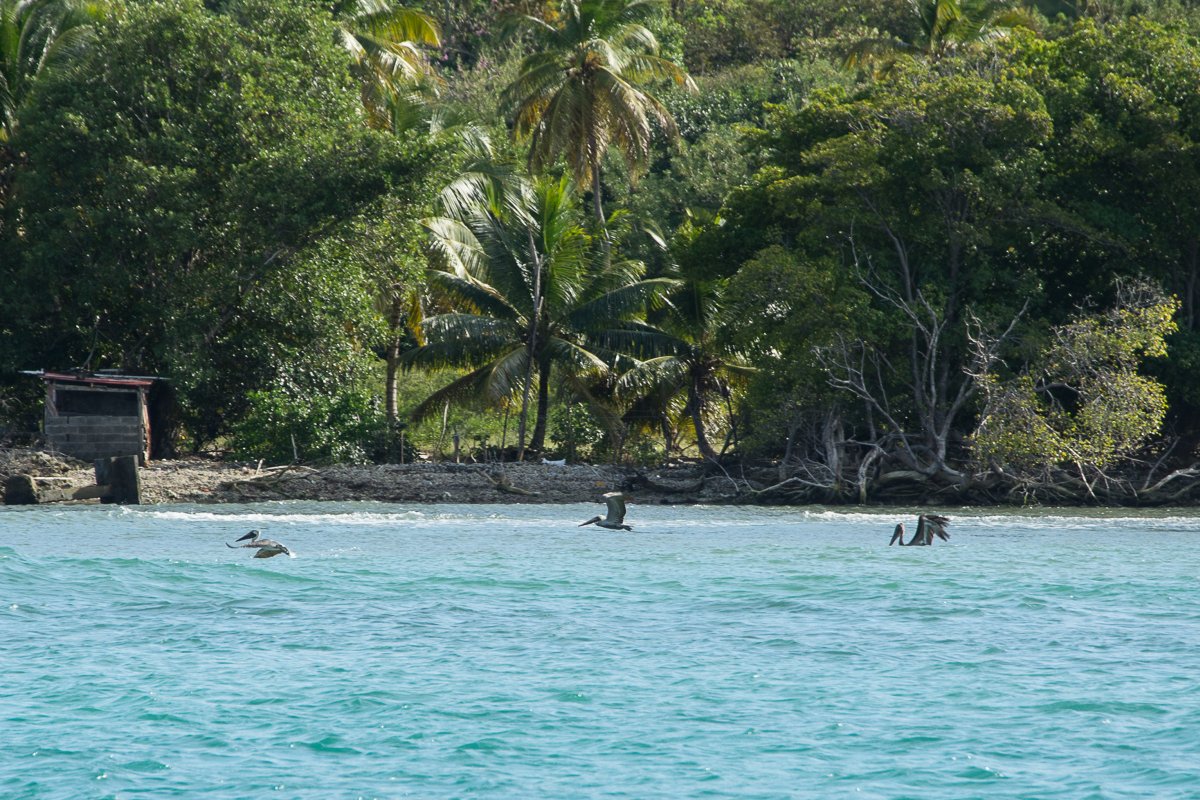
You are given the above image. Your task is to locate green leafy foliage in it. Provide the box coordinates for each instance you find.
[695,59,1052,469]
[548,401,606,461]
[2,0,440,452]
[0,0,101,143]
[973,285,1178,474]
[413,172,677,453]
[230,370,387,464]
[502,0,694,221]
[720,246,874,455]
[8,0,1200,482]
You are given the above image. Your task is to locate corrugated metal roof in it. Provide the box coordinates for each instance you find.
[21,370,158,388]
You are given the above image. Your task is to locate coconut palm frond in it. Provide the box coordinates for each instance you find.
[1,0,101,141]
[571,277,680,328]
[502,0,692,220]
[351,3,440,47]
[988,6,1041,35]
[622,52,696,91]
[590,323,679,361]
[407,354,523,423]
[716,360,759,383]
[436,161,529,225]
[543,335,610,376]
[621,387,685,433]
[403,322,514,369]
[426,270,522,321]
[616,355,689,395]
[424,216,485,276]
[842,37,913,70]
[482,345,534,401]
[36,13,97,72]
[421,312,512,342]
[333,0,440,121]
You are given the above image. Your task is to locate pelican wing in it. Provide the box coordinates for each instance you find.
[602,492,627,524]
[250,538,285,549]
[922,514,950,542]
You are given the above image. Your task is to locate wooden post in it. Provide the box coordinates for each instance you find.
[95,455,141,505]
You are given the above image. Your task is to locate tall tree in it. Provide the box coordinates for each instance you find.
[411,173,676,455]
[502,0,694,224]
[331,0,441,127]
[4,0,437,451]
[617,275,755,461]
[844,0,1037,72]
[1012,20,1200,450]
[0,0,101,231]
[0,0,100,143]
[718,59,1052,480]
[971,282,1178,497]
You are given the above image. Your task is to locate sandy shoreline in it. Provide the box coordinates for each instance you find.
[0,449,744,506]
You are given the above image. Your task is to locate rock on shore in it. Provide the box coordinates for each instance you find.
[0,449,743,505]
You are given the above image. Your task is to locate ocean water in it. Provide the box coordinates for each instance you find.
[2,502,1199,799]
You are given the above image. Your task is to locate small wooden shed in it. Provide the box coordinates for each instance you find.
[24,371,156,463]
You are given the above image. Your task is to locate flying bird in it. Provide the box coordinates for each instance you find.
[227,529,293,558]
[889,514,950,546]
[579,492,633,531]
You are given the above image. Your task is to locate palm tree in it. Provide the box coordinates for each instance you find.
[502,0,694,225]
[843,0,1037,72]
[616,276,755,462]
[375,97,521,429]
[330,0,441,127]
[1,0,101,143]
[409,173,677,456]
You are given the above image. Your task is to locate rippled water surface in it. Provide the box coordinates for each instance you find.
[3,502,1200,798]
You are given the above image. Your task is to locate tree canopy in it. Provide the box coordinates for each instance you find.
[4,0,1200,500]
[3,0,443,453]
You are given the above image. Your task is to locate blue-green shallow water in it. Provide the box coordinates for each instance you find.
[2,503,1199,799]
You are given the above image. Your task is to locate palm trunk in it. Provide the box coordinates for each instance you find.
[530,353,552,453]
[384,293,404,425]
[516,231,544,461]
[689,383,719,461]
[516,347,536,461]
[591,168,604,226]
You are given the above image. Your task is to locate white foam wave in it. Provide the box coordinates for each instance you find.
[111,502,1200,533]
[131,509,433,526]
[793,508,1200,531]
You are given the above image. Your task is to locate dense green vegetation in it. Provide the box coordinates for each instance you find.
[3,0,1200,502]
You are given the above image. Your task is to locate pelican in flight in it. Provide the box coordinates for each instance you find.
[580,492,633,531]
[227,529,293,558]
[889,514,950,546]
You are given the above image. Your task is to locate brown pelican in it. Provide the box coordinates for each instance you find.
[579,492,633,531]
[889,514,950,546]
[226,529,292,558]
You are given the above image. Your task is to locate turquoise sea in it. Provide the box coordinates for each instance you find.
[2,502,1199,799]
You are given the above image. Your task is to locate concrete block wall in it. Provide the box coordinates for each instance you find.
[44,415,144,461]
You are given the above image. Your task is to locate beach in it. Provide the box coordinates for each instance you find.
[0,448,745,506]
